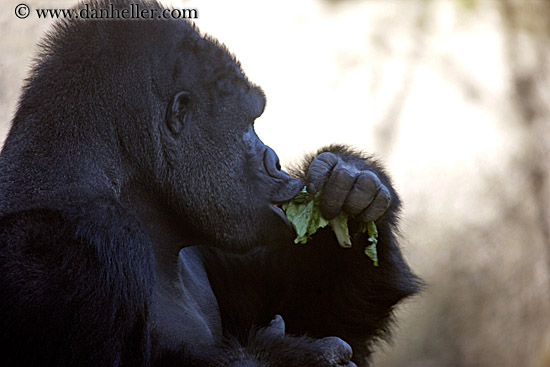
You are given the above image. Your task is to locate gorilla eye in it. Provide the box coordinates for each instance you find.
[166,91,191,136]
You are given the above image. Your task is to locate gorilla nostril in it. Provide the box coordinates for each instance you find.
[264,147,282,177]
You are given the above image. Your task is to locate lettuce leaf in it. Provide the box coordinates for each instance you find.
[362,221,379,266]
[282,186,379,266]
[282,188,328,244]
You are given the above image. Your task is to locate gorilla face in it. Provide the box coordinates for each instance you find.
[157,29,303,251]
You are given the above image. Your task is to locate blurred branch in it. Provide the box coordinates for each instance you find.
[500,0,550,281]
[374,3,430,158]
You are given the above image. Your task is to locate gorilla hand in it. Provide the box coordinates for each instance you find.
[249,315,356,367]
[306,152,391,222]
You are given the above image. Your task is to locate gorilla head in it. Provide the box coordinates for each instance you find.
[6,3,302,252]
[157,32,305,251]
[143,25,303,251]
[163,34,308,250]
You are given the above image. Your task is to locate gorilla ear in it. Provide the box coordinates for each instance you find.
[166,91,191,136]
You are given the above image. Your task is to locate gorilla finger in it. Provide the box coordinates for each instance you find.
[260,315,285,338]
[342,171,379,216]
[306,152,339,194]
[268,315,285,336]
[320,166,356,220]
[318,336,353,366]
[359,184,391,222]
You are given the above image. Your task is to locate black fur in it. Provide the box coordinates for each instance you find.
[0,1,420,366]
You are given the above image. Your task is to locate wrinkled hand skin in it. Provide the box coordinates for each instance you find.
[306,151,391,222]
[257,315,357,367]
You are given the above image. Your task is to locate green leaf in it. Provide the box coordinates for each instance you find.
[364,243,378,267]
[282,186,380,266]
[367,221,378,243]
[282,188,328,244]
[365,222,379,266]
[329,213,351,248]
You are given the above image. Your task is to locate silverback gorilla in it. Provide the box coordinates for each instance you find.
[0,1,420,366]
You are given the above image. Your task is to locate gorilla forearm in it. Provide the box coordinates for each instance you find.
[270,221,419,354]
[202,146,420,361]
[272,146,420,352]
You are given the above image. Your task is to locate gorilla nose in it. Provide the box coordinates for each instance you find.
[264,146,282,178]
[264,147,304,203]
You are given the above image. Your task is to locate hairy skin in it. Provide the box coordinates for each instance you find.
[0,1,420,366]
[202,145,421,364]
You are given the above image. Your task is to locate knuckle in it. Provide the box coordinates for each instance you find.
[343,175,377,215]
[321,203,340,220]
[307,153,341,190]
[322,196,341,211]
[360,198,389,222]
[356,171,379,192]
[331,164,356,186]
[307,162,327,178]
[316,152,339,166]
[343,196,366,215]
[379,185,392,207]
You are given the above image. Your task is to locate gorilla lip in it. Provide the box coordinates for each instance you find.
[271,203,284,216]
[272,203,283,213]
[271,203,293,229]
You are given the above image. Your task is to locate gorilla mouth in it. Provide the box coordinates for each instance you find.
[271,203,293,231]
[272,203,284,215]
[268,179,303,235]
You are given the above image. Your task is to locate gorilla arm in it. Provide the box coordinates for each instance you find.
[199,145,421,364]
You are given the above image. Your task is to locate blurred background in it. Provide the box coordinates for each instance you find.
[1,0,549,365]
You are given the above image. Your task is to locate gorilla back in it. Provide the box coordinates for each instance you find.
[0,1,420,366]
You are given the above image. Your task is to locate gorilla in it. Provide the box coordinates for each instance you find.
[0,1,420,366]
